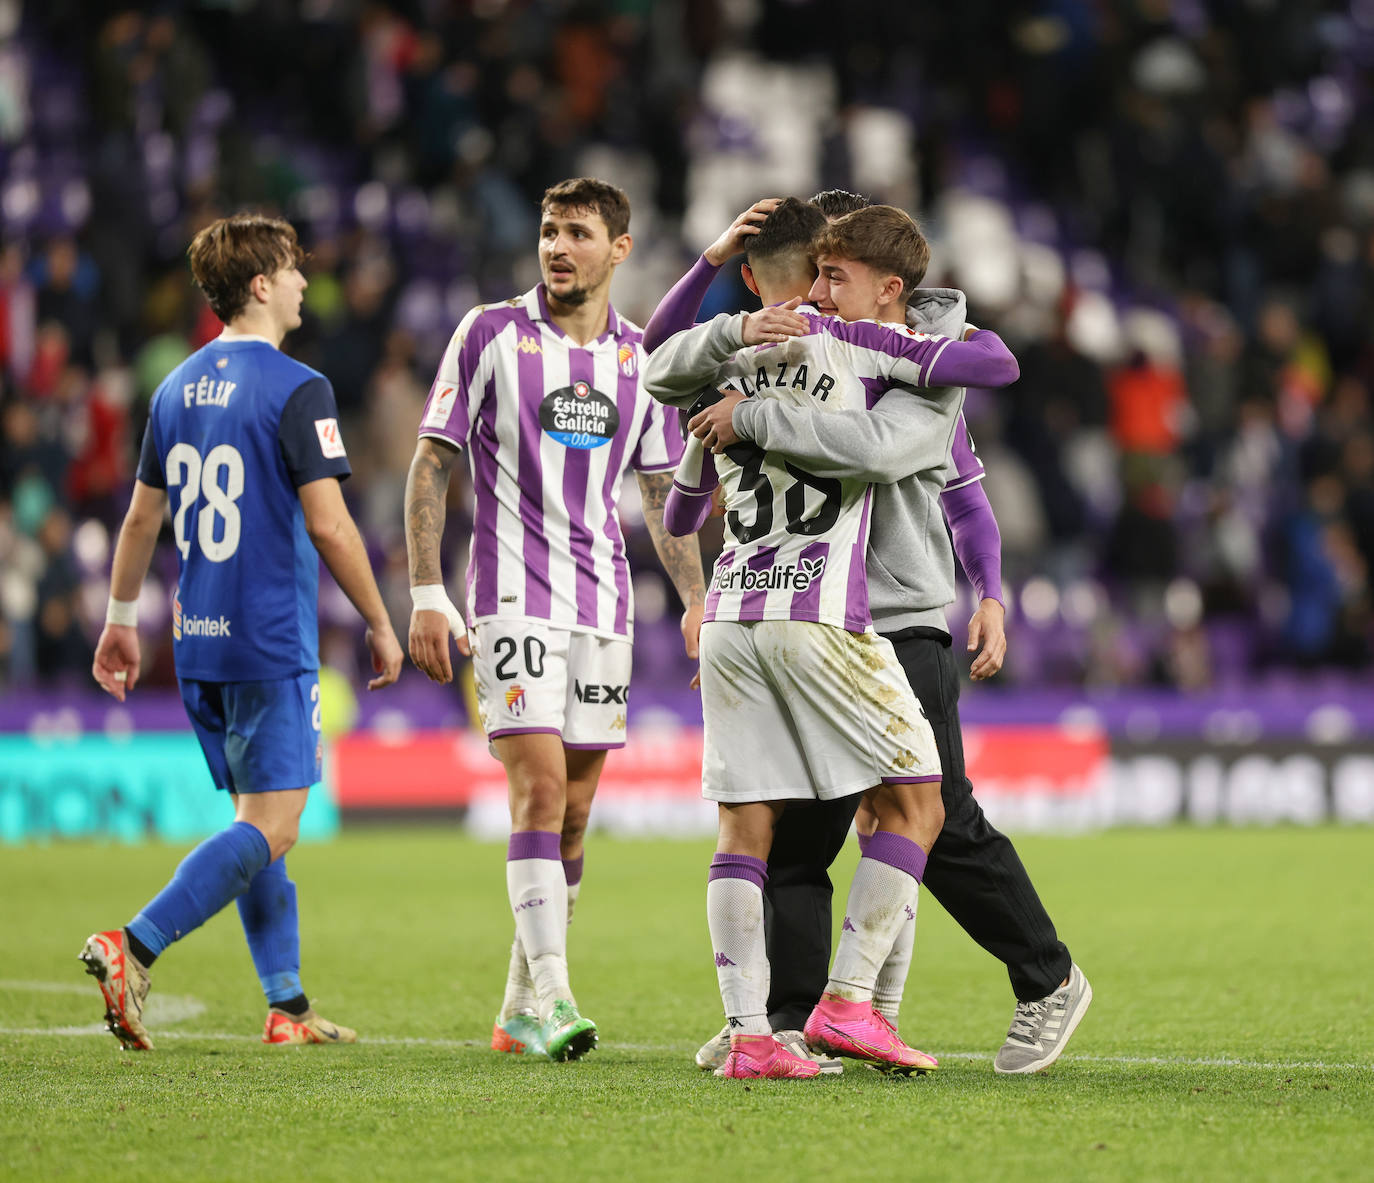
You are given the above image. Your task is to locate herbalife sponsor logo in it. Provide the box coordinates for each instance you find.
[713,555,827,593]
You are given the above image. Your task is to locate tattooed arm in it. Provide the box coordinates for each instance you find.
[405,436,466,683]
[637,469,707,664]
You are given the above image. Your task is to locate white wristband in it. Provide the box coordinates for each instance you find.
[106,595,139,627]
[411,584,465,638]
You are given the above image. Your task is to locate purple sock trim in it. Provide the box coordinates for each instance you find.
[562,854,584,887]
[707,852,768,889]
[856,831,872,856]
[862,831,928,883]
[507,830,561,862]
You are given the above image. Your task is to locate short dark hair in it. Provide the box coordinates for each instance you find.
[746,197,827,266]
[188,214,305,323]
[812,205,930,304]
[541,177,631,240]
[810,189,870,219]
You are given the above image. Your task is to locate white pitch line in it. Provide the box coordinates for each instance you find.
[0,1026,1367,1073]
[1,980,206,1026]
[0,979,99,996]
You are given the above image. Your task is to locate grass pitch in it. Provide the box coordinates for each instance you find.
[2,826,1371,1182]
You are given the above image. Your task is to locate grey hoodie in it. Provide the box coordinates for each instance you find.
[734,288,970,633]
[642,287,970,634]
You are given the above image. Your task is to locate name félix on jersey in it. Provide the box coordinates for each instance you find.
[731,357,836,401]
[183,374,237,408]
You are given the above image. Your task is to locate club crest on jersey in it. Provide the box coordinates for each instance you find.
[712,554,828,593]
[539,383,619,450]
[505,684,527,716]
[617,342,637,376]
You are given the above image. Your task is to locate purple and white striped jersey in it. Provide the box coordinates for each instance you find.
[418,285,683,639]
[658,309,963,632]
[945,416,986,492]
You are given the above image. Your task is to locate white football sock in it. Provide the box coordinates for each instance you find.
[499,934,537,1021]
[506,856,572,1021]
[706,877,771,1036]
[827,855,916,1002]
[874,882,919,1024]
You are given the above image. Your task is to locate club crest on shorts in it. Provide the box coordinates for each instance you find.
[505,684,527,716]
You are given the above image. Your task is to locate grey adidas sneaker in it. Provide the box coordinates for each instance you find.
[993,963,1092,1075]
[774,1029,844,1075]
[695,1024,732,1071]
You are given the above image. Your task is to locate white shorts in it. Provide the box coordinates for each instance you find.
[699,619,941,803]
[469,621,632,749]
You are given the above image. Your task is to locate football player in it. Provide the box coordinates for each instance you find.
[404,178,705,1061]
[83,213,404,1049]
[645,203,1020,1077]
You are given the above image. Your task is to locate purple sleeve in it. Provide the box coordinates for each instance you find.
[664,486,715,537]
[924,329,1019,390]
[942,479,1003,605]
[642,255,722,353]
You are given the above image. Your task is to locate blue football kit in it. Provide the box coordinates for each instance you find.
[137,335,350,793]
[104,333,356,1012]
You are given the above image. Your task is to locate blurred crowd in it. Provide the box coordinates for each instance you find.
[2,0,1372,696]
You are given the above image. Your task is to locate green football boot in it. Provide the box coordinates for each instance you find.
[541,999,598,1062]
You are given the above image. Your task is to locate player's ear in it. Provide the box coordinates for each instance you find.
[878,274,904,310]
[249,272,272,304]
[610,233,632,265]
[741,263,760,298]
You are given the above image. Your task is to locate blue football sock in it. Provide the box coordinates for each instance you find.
[127,821,271,959]
[236,856,303,1005]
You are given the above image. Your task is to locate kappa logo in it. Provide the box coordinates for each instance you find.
[714,952,736,968]
[617,342,637,376]
[610,712,626,732]
[505,684,527,716]
[842,916,857,933]
[517,336,542,355]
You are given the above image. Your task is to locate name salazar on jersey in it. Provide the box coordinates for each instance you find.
[712,555,828,593]
[539,382,620,449]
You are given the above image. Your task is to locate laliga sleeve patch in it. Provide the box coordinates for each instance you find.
[314,418,347,459]
[424,384,458,429]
